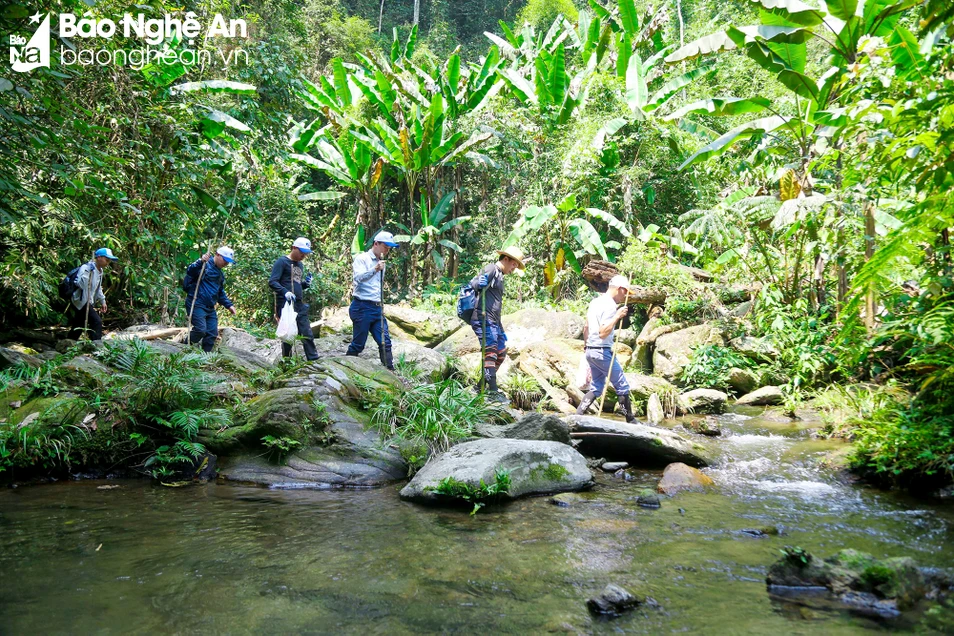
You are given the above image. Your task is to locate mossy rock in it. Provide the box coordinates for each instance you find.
[0,387,31,422]
[201,387,327,454]
[52,355,113,392]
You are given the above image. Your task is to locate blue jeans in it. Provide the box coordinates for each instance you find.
[190,304,218,352]
[585,348,629,396]
[347,299,393,367]
[471,320,507,369]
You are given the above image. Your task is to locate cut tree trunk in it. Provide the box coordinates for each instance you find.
[581,260,668,304]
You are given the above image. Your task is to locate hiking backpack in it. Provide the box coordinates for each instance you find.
[456,284,478,323]
[57,265,84,301]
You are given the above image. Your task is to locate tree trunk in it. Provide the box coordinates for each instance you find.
[378,0,385,33]
[413,0,420,25]
[864,202,877,330]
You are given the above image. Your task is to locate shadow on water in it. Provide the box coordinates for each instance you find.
[2,410,953,633]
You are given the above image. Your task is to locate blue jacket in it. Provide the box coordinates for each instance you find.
[185,258,233,310]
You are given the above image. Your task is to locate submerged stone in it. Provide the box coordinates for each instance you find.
[657,462,715,496]
[587,583,642,617]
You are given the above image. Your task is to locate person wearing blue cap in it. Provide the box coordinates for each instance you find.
[68,247,118,341]
[268,237,318,361]
[183,246,237,352]
[347,231,400,370]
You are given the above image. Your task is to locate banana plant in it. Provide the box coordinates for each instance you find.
[289,129,385,227]
[393,191,470,287]
[504,193,630,297]
[663,0,920,173]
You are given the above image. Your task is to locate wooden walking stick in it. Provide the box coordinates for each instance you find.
[82,262,93,340]
[378,267,387,367]
[596,287,631,415]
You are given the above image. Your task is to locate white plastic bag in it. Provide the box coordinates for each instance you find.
[276,300,299,344]
[574,352,592,391]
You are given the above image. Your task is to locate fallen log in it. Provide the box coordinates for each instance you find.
[107,327,186,341]
[581,260,668,304]
[678,264,714,282]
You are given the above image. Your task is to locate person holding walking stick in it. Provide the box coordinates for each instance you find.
[183,247,237,353]
[576,275,637,423]
[469,246,525,404]
[68,247,118,341]
[346,231,401,370]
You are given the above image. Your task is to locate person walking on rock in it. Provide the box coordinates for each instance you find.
[184,247,237,353]
[470,246,525,403]
[69,247,118,341]
[269,237,319,361]
[576,275,637,423]
[347,231,400,370]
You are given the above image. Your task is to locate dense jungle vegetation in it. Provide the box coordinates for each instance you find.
[1,0,953,487]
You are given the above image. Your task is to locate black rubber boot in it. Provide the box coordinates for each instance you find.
[484,367,499,393]
[618,393,638,424]
[576,390,598,415]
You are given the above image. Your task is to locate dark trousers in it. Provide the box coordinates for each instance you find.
[282,301,318,361]
[346,298,393,368]
[70,304,103,341]
[189,304,218,353]
[470,319,507,369]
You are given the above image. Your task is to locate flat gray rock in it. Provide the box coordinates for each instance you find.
[566,415,710,468]
[400,438,592,503]
[736,385,784,406]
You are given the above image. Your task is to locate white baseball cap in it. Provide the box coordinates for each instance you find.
[608,274,630,290]
[216,246,236,264]
[293,237,312,254]
[374,231,400,248]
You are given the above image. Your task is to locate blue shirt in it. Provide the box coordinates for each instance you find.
[185,258,233,310]
[352,250,383,301]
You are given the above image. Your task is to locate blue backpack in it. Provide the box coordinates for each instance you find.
[456,284,478,323]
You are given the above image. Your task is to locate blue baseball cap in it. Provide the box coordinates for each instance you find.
[94,248,118,261]
[293,237,313,254]
[374,231,400,248]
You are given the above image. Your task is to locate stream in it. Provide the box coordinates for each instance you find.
[1,409,953,634]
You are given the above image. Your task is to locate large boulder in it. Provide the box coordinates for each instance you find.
[653,323,725,382]
[399,438,593,503]
[0,346,42,371]
[766,548,932,616]
[565,415,710,468]
[384,304,462,347]
[213,356,408,488]
[218,328,283,366]
[311,335,450,382]
[52,355,113,391]
[679,389,728,414]
[475,412,571,444]
[657,462,715,495]
[736,385,784,406]
[435,309,585,359]
[318,306,351,336]
[729,336,779,362]
[727,367,759,395]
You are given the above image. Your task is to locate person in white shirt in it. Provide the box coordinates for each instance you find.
[576,275,636,423]
[69,247,118,341]
[346,231,400,369]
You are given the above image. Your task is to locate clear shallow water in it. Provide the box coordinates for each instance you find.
[2,412,953,634]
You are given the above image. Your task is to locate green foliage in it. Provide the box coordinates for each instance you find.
[260,435,303,462]
[501,371,543,410]
[430,468,512,515]
[516,0,578,33]
[680,344,750,391]
[781,546,812,568]
[370,379,505,455]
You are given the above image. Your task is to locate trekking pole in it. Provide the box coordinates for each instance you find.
[186,177,242,346]
[82,263,93,340]
[478,281,487,393]
[596,286,631,416]
[378,267,387,367]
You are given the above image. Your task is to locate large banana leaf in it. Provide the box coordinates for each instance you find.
[618,0,639,35]
[501,69,538,105]
[593,117,629,151]
[645,65,716,112]
[567,218,608,259]
[752,0,826,26]
[586,207,632,237]
[624,53,648,112]
[550,44,568,104]
[505,204,559,247]
[665,96,771,120]
[678,115,788,169]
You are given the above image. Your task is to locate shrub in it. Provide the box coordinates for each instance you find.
[430,469,512,515]
[680,344,750,391]
[501,371,543,410]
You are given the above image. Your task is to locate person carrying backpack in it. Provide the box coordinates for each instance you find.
[68,247,118,341]
[469,246,525,404]
[268,237,318,361]
[184,247,237,352]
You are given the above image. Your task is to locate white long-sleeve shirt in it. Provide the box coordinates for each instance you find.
[352,250,383,301]
[71,262,105,310]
